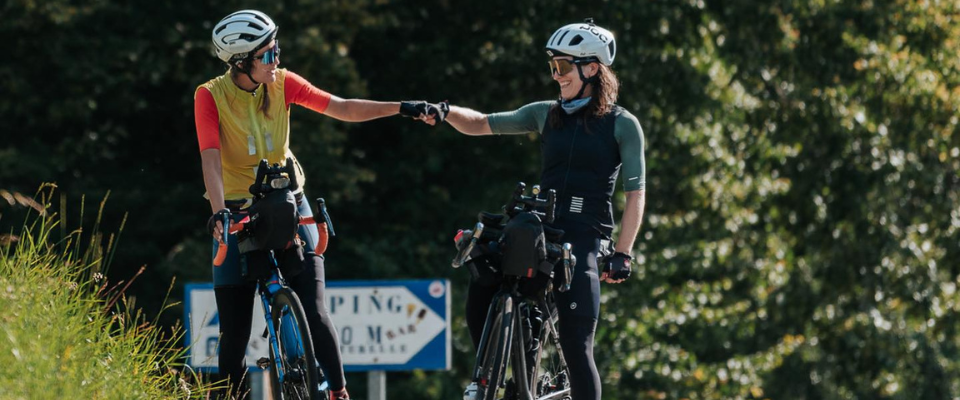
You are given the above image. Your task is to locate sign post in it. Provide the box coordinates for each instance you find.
[369,370,386,400]
[186,279,451,399]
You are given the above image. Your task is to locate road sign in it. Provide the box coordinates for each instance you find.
[184,279,451,372]
[328,279,450,371]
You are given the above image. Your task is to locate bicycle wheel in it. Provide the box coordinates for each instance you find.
[268,288,322,400]
[530,301,570,400]
[476,295,515,400]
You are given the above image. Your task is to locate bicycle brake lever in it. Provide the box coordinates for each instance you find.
[317,198,336,237]
[545,189,557,223]
[452,222,484,268]
[220,211,231,245]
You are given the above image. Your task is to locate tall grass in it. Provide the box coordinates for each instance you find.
[0,185,215,399]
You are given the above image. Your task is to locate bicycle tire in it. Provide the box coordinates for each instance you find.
[268,288,323,400]
[477,296,515,400]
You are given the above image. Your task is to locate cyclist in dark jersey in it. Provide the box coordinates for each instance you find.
[425,19,645,400]
[196,10,445,400]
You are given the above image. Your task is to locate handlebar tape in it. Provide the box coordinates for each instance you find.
[298,216,330,255]
[213,242,228,267]
[315,222,330,255]
[212,219,247,267]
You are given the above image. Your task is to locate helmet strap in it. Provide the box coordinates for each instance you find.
[560,63,597,104]
[231,58,262,94]
[246,70,261,87]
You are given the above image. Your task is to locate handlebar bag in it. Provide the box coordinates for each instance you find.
[238,188,304,282]
[499,211,547,278]
[239,188,300,253]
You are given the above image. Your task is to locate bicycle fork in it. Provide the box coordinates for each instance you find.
[259,258,289,384]
[473,292,515,389]
[260,288,285,382]
[512,303,535,400]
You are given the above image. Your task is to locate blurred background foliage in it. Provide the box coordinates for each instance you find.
[2,0,960,398]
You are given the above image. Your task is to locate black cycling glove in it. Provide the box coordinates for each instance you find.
[207,208,231,236]
[602,252,633,281]
[399,100,449,122]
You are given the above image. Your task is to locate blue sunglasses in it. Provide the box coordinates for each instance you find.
[257,40,280,64]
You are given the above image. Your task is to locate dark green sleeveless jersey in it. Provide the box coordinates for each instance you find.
[488,101,645,236]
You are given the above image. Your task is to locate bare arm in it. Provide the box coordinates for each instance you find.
[200,149,227,240]
[323,96,401,122]
[615,190,645,255]
[200,149,226,214]
[444,105,494,136]
[602,190,644,284]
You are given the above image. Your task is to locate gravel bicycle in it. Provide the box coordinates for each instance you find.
[453,182,576,400]
[213,158,335,400]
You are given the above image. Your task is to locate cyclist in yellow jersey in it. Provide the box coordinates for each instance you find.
[195,10,445,400]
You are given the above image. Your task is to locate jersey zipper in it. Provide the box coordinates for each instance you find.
[558,119,580,218]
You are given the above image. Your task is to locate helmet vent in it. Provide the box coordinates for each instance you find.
[568,35,584,46]
[608,41,615,56]
[555,30,570,47]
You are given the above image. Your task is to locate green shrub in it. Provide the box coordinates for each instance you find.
[0,186,214,399]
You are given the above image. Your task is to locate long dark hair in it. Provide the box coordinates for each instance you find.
[548,63,620,130]
[229,57,272,118]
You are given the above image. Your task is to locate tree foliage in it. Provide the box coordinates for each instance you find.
[2,1,960,399]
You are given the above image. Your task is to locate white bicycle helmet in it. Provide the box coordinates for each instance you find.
[545,18,616,66]
[212,10,278,63]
